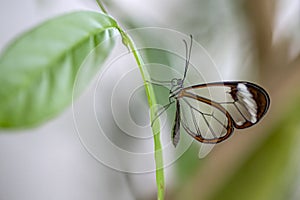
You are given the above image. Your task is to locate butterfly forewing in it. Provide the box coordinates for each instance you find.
[182,81,269,128]
[227,82,270,128]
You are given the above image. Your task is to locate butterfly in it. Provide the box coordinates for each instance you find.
[149,35,270,147]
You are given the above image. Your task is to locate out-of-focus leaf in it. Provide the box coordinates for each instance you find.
[0,11,117,128]
[175,143,203,182]
[208,94,300,200]
[141,48,173,103]
[138,46,176,130]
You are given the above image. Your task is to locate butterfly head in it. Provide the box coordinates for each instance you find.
[171,78,183,87]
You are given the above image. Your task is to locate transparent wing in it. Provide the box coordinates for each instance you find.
[179,94,234,144]
[179,81,270,143]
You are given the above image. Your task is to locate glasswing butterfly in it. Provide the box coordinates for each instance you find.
[149,35,270,147]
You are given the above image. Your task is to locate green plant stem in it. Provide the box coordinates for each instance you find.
[116,26,165,200]
[95,0,109,14]
[95,1,165,199]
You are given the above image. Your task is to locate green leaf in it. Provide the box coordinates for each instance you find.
[0,11,117,128]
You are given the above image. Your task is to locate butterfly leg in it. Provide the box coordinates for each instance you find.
[146,78,171,87]
[151,101,174,127]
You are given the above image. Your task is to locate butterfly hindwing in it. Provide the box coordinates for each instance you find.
[178,91,234,143]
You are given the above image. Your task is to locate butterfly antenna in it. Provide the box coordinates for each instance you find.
[182,35,193,82]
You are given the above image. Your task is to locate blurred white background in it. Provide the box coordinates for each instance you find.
[0,0,299,200]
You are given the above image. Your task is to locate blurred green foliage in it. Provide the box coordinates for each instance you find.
[209,93,300,200]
